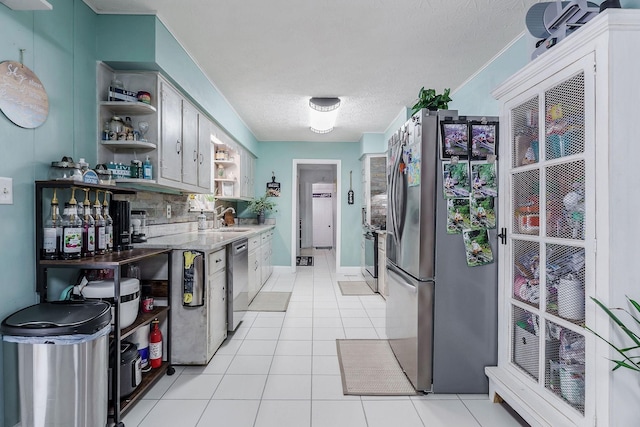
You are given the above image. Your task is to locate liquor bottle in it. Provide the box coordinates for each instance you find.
[42,189,61,260]
[149,319,163,369]
[61,188,82,260]
[102,190,114,253]
[81,189,95,257]
[93,190,106,255]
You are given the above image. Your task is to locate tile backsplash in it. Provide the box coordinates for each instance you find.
[113,191,275,238]
[114,192,236,226]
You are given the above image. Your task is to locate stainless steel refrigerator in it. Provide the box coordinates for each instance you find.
[386,109,498,393]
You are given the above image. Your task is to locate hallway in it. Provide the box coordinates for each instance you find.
[123,249,527,427]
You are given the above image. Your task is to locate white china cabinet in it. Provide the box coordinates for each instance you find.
[486,10,640,427]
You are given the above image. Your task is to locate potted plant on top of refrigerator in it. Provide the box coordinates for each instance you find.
[247,193,277,224]
[411,87,452,115]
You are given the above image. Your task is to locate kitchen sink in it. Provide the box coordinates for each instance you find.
[212,228,252,233]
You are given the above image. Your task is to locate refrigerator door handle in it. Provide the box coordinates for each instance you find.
[387,262,418,290]
[389,142,404,249]
[387,146,397,245]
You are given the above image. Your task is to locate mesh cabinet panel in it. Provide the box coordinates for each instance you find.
[546,160,585,240]
[545,73,585,161]
[513,239,541,309]
[545,320,585,414]
[512,169,540,236]
[511,96,540,168]
[512,306,540,380]
[546,244,585,323]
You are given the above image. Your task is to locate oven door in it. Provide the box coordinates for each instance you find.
[363,231,378,292]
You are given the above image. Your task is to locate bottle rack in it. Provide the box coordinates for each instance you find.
[35,180,175,426]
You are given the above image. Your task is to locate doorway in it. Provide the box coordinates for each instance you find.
[291,160,340,270]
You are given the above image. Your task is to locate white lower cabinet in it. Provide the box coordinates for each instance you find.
[171,248,226,365]
[207,248,227,356]
[261,230,273,285]
[248,234,261,303]
[247,230,274,304]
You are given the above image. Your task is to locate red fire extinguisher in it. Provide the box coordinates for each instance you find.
[149,318,162,369]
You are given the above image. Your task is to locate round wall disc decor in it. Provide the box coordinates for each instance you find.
[0,60,49,128]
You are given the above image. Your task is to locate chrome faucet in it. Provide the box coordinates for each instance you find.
[213,207,236,228]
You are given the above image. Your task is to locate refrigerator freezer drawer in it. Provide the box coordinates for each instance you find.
[385,264,434,391]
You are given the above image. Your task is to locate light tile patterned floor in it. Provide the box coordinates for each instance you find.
[124,249,529,427]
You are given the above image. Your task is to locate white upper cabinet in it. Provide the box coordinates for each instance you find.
[197,117,212,192]
[180,100,199,187]
[159,81,184,184]
[97,62,222,194]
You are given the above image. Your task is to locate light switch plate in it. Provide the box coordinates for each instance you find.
[0,177,13,205]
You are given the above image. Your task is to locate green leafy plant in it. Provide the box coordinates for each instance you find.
[411,87,452,115]
[247,193,277,215]
[586,296,640,372]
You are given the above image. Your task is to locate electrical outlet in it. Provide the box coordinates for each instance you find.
[166,204,171,218]
[0,177,13,205]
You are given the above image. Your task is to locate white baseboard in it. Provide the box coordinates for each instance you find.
[273,266,295,275]
[336,266,362,276]
[273,265,362,276]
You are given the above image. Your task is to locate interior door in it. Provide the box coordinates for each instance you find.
[312,192,333,247]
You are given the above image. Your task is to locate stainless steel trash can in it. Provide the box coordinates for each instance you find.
[1,301,111,427]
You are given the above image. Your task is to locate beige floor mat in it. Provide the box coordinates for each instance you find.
[336,339,417,395]
[247,292,291,312]
[338,281,374,296]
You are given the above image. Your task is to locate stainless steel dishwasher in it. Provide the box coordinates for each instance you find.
[227,239,248,331]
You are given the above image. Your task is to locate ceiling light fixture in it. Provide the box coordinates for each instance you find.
[309,97,341,134]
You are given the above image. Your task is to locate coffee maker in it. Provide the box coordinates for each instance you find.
[110,200,132,251]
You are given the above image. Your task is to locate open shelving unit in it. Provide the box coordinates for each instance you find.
[35,180,175,427]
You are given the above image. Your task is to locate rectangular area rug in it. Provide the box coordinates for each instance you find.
[247,291,291,312]
[296,256,313,266]
[338,281,374,296]
[336,339,417,395]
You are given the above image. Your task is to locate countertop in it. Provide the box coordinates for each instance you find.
[135,224,275,251]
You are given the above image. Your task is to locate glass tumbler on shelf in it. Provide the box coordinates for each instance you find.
[138,121,149,142]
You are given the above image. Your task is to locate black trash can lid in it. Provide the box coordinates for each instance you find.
[1,300,111,337]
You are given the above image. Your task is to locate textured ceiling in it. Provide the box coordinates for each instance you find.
[83,0,541,143]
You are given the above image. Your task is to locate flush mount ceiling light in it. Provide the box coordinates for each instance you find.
[309,97,341,134]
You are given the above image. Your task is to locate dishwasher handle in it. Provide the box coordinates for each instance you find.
[232,239,248,255]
